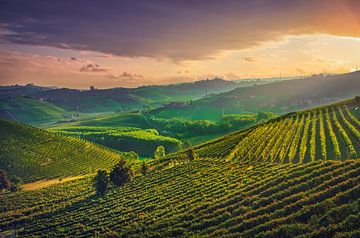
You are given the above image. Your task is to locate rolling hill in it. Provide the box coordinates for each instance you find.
[0,118,123,182]
[48,125,182,157]
[0,97,71,125]
[15,78,240,113]
[0,78,240,125]
[170,97,360,162]
[151,71,360,120]
[0,99,359,237]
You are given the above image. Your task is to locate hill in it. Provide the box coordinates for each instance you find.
[17,78,239,113]
[0,99,359,237]
[48,125,182,157]
[151,71,360,120]
[1,158,359,237]
[0,97,71,125]
[0,84,55,99]
[171,97,360,162]
[0,118,123,182]
[0,78,240,125]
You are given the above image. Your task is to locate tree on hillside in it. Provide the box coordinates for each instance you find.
[94,170,109,196]
[187,149,197,161]
[110,160,132,187]
[125,151,139,161]
[154,146,165,160]
[141,161,148,176]
[9,176,22,192]
[0,170,10,192]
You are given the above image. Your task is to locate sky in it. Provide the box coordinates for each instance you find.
[0,0,359,88]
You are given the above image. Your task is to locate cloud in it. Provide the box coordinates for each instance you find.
[80,64,108,73]
[0,0,359,61]
[242,57,257,63]
[107,72,143,81]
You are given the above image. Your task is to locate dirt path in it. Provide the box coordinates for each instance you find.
[22,174,91,191]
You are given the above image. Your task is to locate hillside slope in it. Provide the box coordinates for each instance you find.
[0,97,70,125]
[0,118,123,182]
[25,78,239,113]
[171,98,360,163]
[152,71,360,120]
[1,158,359,237]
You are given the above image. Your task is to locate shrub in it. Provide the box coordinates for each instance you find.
[94,170,109,196]
[109,160,132,187]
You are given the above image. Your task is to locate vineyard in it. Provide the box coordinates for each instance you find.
[0,157,359,237]
[0,118,123,182]
[0,99,359,237]
[48,125,182,156]
[171,98,360,163]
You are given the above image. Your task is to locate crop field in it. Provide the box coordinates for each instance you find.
[174,99,359,164]
[49,125,182,156]
[0,118,123,182]
[0,157,359,237]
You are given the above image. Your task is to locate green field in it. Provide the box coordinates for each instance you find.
[0,97,70,125]
[49,125,182,156]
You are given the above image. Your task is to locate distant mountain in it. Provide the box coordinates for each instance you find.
[0,83,56,99]
[0,78,239,114]
[151,71,360,120]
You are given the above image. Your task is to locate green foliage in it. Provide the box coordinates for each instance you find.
[154,146,166,160]
[109,160,132,187]
[94,170,109,196]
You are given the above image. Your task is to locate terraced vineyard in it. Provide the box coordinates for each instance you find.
[1,157,359,237]
[0,118,123,182]
[48,125,182,156]
[0,99,359,237]
[172,98,359,163]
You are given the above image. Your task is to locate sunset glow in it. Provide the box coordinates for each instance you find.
[0,0,359,88]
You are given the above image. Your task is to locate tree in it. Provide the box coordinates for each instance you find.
[188,149,197,161]
[0,170,10,192]
[154,146,165,160]
[9,176,22,192]
[94,170,109,196]
[127,151,139,160]
[110,160,132,187]
[141,161,148,175]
